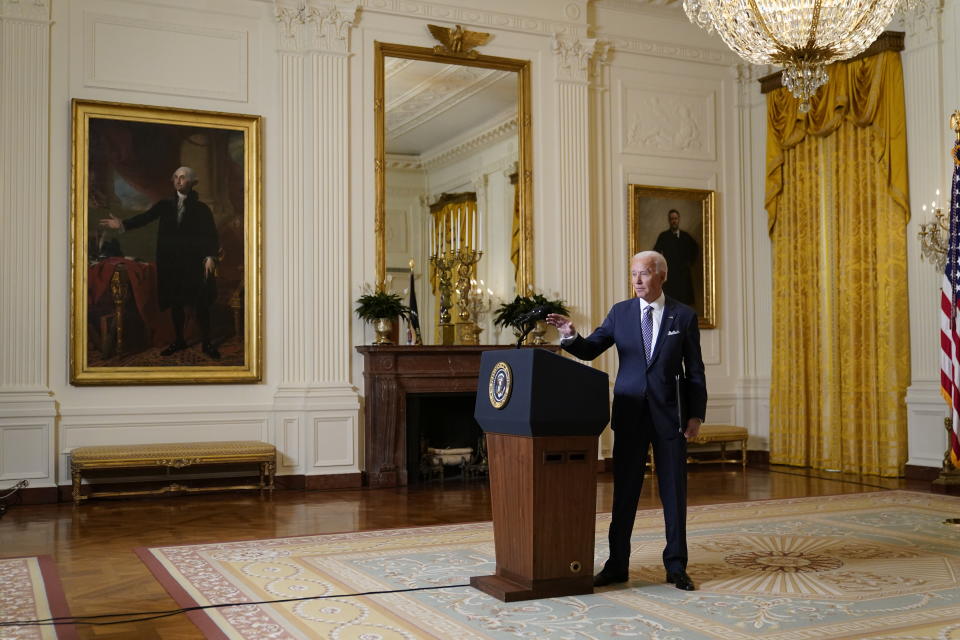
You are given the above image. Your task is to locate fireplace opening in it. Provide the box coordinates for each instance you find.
[406,392,486,484]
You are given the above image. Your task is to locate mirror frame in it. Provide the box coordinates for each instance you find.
[374,40,533,295]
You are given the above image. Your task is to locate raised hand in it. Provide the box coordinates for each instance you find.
[545,313,576,339]
[99,213,122,230]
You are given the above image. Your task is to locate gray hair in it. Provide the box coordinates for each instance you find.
[631,251,668,275]
[172,166,197,183]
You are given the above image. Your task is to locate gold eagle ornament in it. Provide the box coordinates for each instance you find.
[427,24,491,58]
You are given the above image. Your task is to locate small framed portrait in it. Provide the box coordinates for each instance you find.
[628,184,716,329]
[71,99,262,384]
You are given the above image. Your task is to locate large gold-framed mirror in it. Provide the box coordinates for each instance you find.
[374,36,532,345]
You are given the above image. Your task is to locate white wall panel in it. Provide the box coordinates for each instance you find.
[0,425,50,480]
[703,397,737,426]
[312,415,357,468]
[279,416,301,470]
[83,12,248,100]
[907,385,949,468]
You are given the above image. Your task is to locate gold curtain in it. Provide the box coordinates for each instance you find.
[509,172,522,293]
[765,50,910,477]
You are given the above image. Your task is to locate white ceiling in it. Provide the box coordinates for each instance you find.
[384,57,517,157]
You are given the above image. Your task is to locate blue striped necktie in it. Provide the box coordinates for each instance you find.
[642,304,653,361]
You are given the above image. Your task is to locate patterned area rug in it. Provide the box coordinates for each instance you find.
[0,556,77,640]
[139,491,960,639]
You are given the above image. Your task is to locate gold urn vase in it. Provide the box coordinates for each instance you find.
[373,317,394,345]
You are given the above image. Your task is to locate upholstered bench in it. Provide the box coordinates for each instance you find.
[70,441,276,505]
[687,424,748,468]
[650,424,749,471]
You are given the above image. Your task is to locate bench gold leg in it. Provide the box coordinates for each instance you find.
[72,465,83,505]
[742,438,747,469]
[260,460,275,493]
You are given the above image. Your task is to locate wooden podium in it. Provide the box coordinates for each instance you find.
[471,348,610,602]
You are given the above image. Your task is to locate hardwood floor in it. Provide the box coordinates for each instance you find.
[0,465,942,639]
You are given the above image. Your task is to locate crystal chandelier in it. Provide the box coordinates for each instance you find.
[683,0,904,112]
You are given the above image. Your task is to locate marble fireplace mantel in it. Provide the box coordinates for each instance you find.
[356,345,559,487]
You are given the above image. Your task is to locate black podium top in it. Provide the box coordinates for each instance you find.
[474,348,609,437]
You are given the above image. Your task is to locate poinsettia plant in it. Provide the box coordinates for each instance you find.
[493,293,569,330]
[354,289,410,323]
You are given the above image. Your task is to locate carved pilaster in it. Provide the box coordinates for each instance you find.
[275,0,359,389]
[589,41,612,87]
[274,1,360,476]
[903,0,950,470]
[552,35,603,324]
[902,0,943,46]
[0,0,49,22]
[0,0,50,390]
[903,5,946,385]
[275,0,358,54]
[0,0,55,489]
[552,34,599,85]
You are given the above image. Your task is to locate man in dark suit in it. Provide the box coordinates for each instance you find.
[653,209,698,307]
[100,166,220,359]
[545,250,707,591]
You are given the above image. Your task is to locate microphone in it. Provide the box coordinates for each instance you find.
[514,305,549,326]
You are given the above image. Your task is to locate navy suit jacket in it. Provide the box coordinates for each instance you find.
[563,296,707,439]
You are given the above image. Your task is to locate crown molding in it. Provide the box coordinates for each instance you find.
[386,112,517,170]
[385,154,424,170]
[421,114,516,168]
[594,0,682,10]
[595,30,737,66]
[358,0,588,39]
[387,65,509,140]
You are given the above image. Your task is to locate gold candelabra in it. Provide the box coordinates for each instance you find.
[454,248,483,344]
[430,252,456,345]
[465,279,495,344]
[429,199,483,345]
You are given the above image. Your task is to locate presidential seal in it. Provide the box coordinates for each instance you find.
[488,361,512,409]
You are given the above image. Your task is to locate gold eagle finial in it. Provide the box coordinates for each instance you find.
[427,24,490,58]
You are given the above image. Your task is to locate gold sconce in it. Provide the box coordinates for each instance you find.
[917,189,947,271]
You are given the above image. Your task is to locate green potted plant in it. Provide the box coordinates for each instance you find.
[355,289,411,345]
[493,293,569,345]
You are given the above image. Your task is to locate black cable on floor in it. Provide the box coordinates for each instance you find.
[761,466,905,491]
[0,582,472,628]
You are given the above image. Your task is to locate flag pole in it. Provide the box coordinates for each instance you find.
[408,259,423,345]
[935,111,960,488]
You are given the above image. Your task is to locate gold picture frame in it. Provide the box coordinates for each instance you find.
[71,99,262,384]
[628,184,716,329]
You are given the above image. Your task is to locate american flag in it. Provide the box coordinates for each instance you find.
[940,142,960,463]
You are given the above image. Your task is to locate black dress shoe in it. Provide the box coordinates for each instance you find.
[202,342,221,360]
[593,570,628,587]
[666,571,695,591]
[160,341,187,356]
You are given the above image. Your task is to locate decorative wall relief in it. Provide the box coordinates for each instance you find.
[622,87,716,160]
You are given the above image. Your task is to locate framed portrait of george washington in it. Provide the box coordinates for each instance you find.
[628,184,716,329]
[71,99,262,385]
